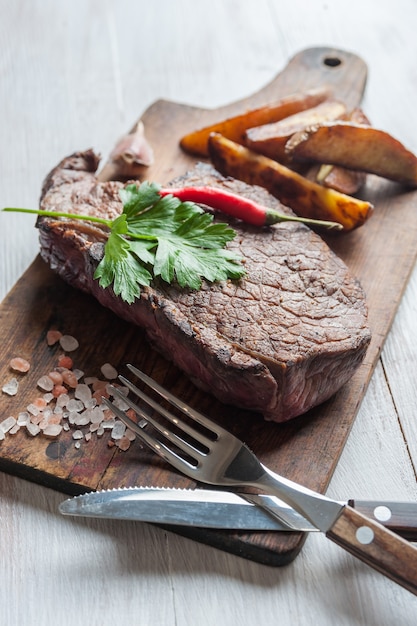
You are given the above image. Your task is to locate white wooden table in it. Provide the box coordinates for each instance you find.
[1,1,417,624]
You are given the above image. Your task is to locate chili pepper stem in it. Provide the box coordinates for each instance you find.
[265,209,343,231]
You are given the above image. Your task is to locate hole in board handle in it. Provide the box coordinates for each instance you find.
[323,56,342,68]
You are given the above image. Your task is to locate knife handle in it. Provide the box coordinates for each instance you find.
[349,500,417,540]
[327,505,417,595]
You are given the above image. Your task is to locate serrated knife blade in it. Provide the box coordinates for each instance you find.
[59,487,417,538]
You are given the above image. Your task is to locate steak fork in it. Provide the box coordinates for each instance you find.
[103,364,417,595]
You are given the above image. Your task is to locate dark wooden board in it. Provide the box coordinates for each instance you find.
[1,47,417,567]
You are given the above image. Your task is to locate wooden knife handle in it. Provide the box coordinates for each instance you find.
[327,505,417,595]
[349,499,417,541]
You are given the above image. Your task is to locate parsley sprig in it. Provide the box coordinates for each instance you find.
[3,182,245,304]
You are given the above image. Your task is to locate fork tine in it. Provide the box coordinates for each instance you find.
[126,364,226,436]
[109,385,209,459]
[117,375,214,449]
[101,397,198,473]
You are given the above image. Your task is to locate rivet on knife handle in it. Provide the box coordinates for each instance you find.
[327,506,417,594]
[349,500,417,541]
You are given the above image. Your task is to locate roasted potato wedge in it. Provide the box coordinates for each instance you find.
[244,99,347,163]
[208,133,373,231]
[308,163,366,195]
[305,108,370,194]
[180,87,330,157]
[286,122,417,186]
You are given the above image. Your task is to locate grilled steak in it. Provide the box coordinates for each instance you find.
[37,150,371,422]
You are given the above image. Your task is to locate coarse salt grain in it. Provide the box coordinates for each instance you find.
[17,412,30,426]
[59,335,79,352]
[2,378,19,396]
[26,422,41,436]
[10,357,31,373]
[111,420,126,440]
[37,375,54,392]
[101,363,118,380]
[74,383,92,405]
[1,416,17,433]
[26,403,40,416]
[43,424,63,438]
[72,430,84,440]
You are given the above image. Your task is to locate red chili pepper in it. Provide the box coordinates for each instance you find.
[159,186,342,231]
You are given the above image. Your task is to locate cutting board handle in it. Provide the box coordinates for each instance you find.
[189,46,368,120]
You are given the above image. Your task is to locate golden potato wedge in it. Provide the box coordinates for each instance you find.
[179,87,330,157]
[244,99,347,163]
[307,163,366,195]
[208,133,373,231]
[306,108,370,194]
[286,122,417,186]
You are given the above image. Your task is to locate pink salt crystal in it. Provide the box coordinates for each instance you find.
[46,329,62,346]
[9,424,21,435]
[32,397,47,410]
[57,355,73,369]
[92,379,108,391]
[48,414,62,425]
[126,429,136,442]
[10,357,31,373]
[61,370,78,388]
[43,424,63,438]
[84,376,98,385]
[116,436,131,451]
[48,371,63,385]
[38,418,49,430]
[93,389,108,403]
[53,385,67,398]
[84,432,92,442]
[59,335,79,352]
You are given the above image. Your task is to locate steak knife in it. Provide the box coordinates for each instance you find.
[59,487,417,539]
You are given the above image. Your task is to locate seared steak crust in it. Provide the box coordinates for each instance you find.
[37,150,371,422]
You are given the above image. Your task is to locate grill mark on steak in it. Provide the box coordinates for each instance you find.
[37,150,371,422]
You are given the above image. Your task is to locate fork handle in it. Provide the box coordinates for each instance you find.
[327,505,417,595]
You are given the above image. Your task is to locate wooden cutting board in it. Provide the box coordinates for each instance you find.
[1,47,417,566]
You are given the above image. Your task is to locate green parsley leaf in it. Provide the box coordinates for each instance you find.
[3,181,245,304]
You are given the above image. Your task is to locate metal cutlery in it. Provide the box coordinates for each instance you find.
[102,364,417,595]
[59,486,417,539]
